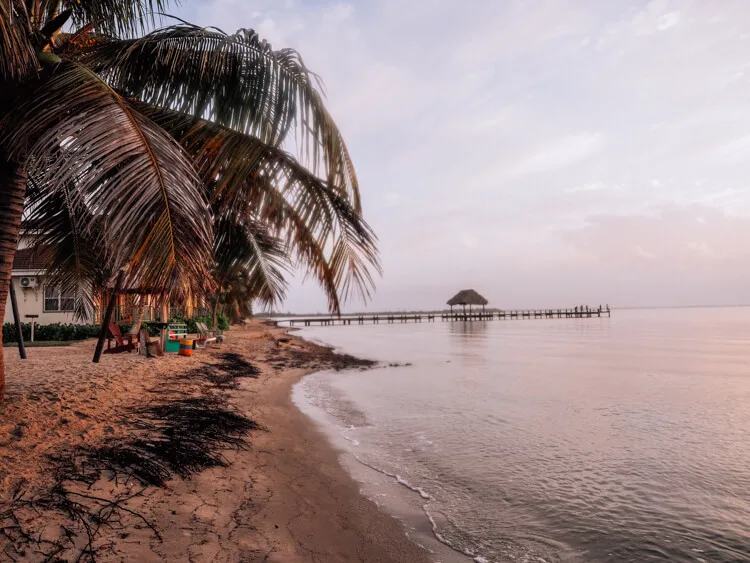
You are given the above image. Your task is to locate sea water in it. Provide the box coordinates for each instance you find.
[292,308,750,562]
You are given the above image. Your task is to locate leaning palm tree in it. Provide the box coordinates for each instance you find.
[0,1,380,401]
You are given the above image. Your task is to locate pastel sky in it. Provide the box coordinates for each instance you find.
[177,0,750,312]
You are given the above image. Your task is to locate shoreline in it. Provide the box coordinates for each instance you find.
[0,321,433,562]
[232,325,434,562]
[290,330,473,563]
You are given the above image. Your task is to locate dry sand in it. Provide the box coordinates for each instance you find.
[0,322,433,562]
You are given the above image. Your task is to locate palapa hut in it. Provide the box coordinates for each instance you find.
[446,289,489,315]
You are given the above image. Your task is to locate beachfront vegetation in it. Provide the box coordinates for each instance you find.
[1,314,229,344]
[2,322,101,343]
[0,0,381,400]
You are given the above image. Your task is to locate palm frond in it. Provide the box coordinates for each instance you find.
[74,23,361,210]
[262,190,342,313]
[137,104,380,312]
[1,61,214,299]
[52,0,171,36]
[283,171,380,305]
[23,173,109,320]
[223,275,255,322]
[0,0,36,81]
[214,215,289,310]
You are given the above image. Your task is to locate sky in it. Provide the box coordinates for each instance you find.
[177,0,750,313]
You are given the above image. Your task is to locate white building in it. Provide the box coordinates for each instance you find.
[4,229,208,328]
[3,233,89,326]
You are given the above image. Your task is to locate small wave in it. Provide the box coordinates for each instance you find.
[342,433,360,446]
[349,449,499,562]
[395,474,432,499]
[349,453,432,499]
[423,506,491,561]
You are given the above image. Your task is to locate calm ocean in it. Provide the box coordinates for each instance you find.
[292,308,750,562]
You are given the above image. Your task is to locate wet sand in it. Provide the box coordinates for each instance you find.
[0,322,431,562]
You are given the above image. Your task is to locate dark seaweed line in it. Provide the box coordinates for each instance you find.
[0,353,262,563]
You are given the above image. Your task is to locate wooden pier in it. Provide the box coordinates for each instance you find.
[277,309,611,327]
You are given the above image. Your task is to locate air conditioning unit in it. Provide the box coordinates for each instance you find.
[19,276,37,288]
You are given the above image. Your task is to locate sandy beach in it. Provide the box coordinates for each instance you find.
[0,322,432,562]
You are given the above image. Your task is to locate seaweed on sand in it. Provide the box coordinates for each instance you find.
[211,353,261,384]
[214,352,260,377]
[284,346,376,371]
[177,354,261,389]
[49,396,260,490]
[126,397,261,478]
[1,377,260,561]
[1,471,158,562]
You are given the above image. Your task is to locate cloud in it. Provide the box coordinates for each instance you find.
[512,132,605,177]
[462,233,479,250]
[383,192,401,206]
[175,0,750,311]
[562,205,750,270]
[708,134,750,164]
[656,11,681,31]
[565,182,607,194]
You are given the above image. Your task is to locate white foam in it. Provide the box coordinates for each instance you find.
[395,474,432,499]
[343,434,360,446]
[292,337,488,563]
[422,505,499,563]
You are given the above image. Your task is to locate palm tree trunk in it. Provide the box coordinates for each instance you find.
[0,156,27,401]
[9,282,26,359]
[93,270,124,363]
[159,293,169,353]
[212,290,222,331]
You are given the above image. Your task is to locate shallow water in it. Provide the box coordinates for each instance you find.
[293,308,750,562]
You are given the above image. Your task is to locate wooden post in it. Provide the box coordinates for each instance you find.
[93,270,124,363]
[9,281,25,360]
[25,315,38,342]
[160,293,169,353]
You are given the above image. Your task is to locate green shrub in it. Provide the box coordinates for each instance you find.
[2,322,101,343]
[1,314,230,344]
[163,313,230,334]
[141,322,161,337]
[186,313,229,331]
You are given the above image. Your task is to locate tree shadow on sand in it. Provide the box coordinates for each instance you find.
[0,353,262,562]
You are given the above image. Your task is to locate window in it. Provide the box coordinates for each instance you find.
[44,286,75,313]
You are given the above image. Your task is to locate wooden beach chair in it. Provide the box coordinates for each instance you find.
[195,321,222,346]
[104,322,135,354]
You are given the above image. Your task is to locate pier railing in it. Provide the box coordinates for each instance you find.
[274,309,611,327]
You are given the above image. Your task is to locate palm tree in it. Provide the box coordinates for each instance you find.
[0,1,380,401]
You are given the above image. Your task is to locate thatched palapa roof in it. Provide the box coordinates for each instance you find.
[446,289,488,306]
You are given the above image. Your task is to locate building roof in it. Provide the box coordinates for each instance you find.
[12,247,49,271]
[446,289,488,306]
